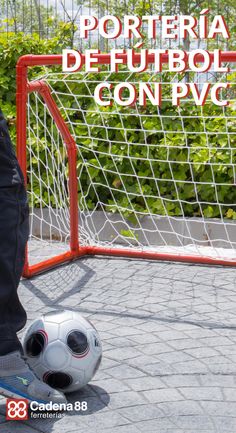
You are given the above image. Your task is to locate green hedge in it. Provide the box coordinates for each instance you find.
[0,24,74,118]
[1,34,236,220]
[42,72,236,221]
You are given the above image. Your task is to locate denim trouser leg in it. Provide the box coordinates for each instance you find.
[0,185,29,355]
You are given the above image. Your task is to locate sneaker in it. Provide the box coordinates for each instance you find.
[0,351,67,404]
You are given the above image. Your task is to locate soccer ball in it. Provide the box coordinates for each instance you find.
[22,310,102,393]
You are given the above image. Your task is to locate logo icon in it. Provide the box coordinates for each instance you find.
[6,399,29,421]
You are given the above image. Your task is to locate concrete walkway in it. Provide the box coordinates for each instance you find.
[1,257,236,433]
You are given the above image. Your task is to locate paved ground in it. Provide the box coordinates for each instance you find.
[0,257,236,432]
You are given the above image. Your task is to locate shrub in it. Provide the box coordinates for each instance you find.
[1,36,236,220]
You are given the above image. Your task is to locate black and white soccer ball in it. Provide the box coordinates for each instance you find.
[22,310,102,393]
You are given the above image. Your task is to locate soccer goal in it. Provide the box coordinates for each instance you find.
[16,52,236,277]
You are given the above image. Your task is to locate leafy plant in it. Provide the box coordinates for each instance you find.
[1,30,236,222]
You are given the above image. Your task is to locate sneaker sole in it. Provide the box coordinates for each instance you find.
[0,383,49,404]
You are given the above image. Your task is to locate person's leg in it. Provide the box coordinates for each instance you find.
[0,116,67,404]
[0,184,28,355]
[0,185,67,403]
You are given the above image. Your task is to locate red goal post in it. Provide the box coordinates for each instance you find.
[16,52,236,277]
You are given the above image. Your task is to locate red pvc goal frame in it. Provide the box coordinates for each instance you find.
[16,52,236,277]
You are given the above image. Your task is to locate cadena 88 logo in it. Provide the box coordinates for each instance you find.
[6,399,29,421]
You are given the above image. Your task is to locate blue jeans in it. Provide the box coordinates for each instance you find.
[0,184,29,355]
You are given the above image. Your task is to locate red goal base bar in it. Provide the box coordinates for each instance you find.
[23,246,236,279]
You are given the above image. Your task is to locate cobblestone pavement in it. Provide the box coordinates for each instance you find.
[1,257,236,433]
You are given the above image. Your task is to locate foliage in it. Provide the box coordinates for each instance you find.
[0,14,236,221]
[0,0,57,36]
[30,69,236,221]
[1,0,236,51]
[0,24,75,129]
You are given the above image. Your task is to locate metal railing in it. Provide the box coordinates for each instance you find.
[0,0,233,51]
[0,1,83,38]
[0,0,115,48]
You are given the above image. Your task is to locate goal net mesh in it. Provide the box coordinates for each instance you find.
[26,66,236,265]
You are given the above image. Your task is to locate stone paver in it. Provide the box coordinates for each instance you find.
[0,258,236,432]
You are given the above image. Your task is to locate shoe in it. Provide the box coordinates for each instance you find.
[0,351,67,404]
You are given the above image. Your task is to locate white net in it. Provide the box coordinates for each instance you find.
[26,66,236,266]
